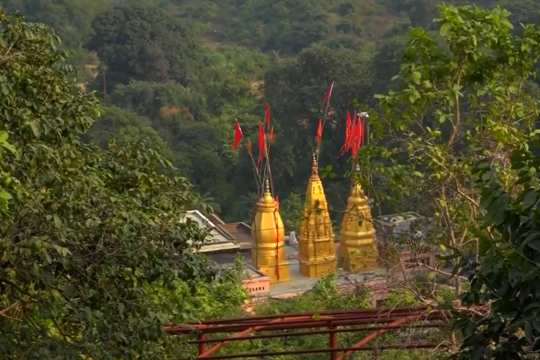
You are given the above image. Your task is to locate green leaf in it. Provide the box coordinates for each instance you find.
[522,190,537,209]
[28,120,41,138]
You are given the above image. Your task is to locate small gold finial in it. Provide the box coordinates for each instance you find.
[311,152,318,175]
[264,178,271,194]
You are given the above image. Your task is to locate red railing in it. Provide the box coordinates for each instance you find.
[164,307,449,359]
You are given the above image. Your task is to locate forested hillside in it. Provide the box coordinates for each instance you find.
[4,0,540,224]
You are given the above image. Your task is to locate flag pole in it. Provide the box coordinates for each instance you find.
[264,138,275,196]
[351,111,369,172]
[247,145,262,193]
[316,80,334,158]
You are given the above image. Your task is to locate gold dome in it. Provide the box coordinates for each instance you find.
[251,180,289,283]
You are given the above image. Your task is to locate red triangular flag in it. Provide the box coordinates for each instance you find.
[322,81,334,106]
[232,121,243,150]
[264,103,271,129]
[257,122,266,166]
[315,118,324,145]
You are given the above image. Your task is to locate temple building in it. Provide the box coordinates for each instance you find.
[339,166,379,272]
[251,181,290,283]
[298,155,337,277]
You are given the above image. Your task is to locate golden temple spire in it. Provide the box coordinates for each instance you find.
[311,152,318,175]
[339,166,379,272]
[251,178,289,283]
[298,153,336,277]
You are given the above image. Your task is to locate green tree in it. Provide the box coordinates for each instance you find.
[457,135,540,359]
[0,131,17,214]
[88,5,202,88]
[373,4,540,300]
[280,192,304,231]
[0,10,245,358]
[84,105,167,150]
[109,81,207,121]
[224,0,329,53]
[2,0,110,48]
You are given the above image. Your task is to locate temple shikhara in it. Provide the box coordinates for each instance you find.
[340,165,379,272]
[298,154,336,277]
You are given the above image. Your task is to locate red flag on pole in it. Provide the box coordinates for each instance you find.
[341,112,368,158]
[264,103,271,129]
[351,116,361,158]
[350,114,367,158]
[359,116,364,148]
[315,118,324,145]
[257,122,266,166]
[322,81,334,106]
[232,121,243,150]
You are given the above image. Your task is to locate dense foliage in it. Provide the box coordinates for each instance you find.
[88,5,202,87]
[366,5,540,356]
[372,4,540,298]
[0,11,245,358]
[457,138,540,359]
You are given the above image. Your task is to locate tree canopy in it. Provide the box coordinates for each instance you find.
[88,5,202,87]
[0,10,245,358]
[457,136,540,359]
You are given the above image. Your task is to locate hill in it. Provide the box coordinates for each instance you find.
[3,0,540,222]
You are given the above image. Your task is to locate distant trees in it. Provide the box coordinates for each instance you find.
[88,5,202,88]
[224,0,329,53]
[85,4,270,219]
[10,0,540,226]
[2,0,109,47]
[386,0,438,26]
